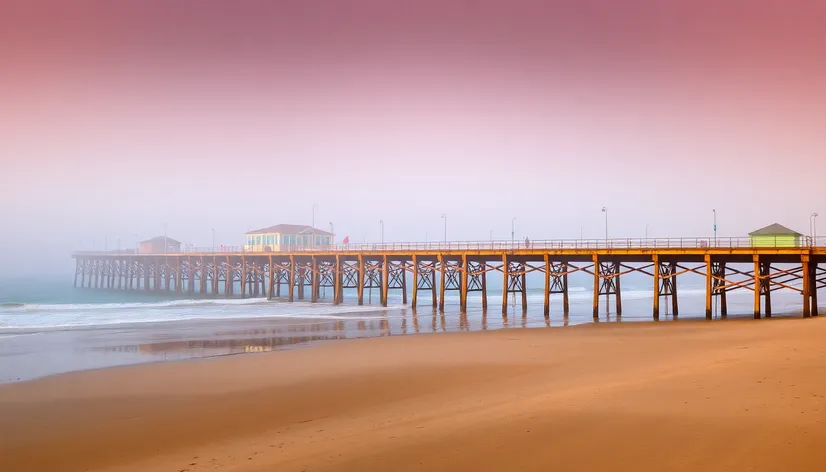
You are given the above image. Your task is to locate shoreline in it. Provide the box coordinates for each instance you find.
[0,303,811,384]
[3,317,826,471]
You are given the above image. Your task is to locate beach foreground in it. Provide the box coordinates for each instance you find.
[3,319,826,472]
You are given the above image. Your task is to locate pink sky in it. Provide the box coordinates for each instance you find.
[2,0,825,272]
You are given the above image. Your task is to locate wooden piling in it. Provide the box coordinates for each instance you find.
[431,262,437,308]
[79,259,85,288]
[562,262,570,315]
[288,255,295,302]
[357,255,364,305]
[520,263,527,311]
[311,256,319,303]
[762,262,772,318]
[810,262,818,317]
[481,262,488,312]
[334,255,342,304]
[615,262,622,316]
[753,255,761,319]
[460,254,468,312]
[670,263,679,318]
[502,254,509,315]
[543,254,551,317]
[705,255,712,320]
[381,255,389,307]
[411,255,419,309]
[592,254,599,320]
[653,255,660,320]
[268,255,275,300]
[438,254,446,313]
[401,261,408,305]
[802,255,811,317]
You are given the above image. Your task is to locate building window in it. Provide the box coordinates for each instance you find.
[274,234,279,245]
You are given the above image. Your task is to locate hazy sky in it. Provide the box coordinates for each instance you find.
[2,0,825,274]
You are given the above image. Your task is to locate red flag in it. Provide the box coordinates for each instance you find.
[343,236,350,244]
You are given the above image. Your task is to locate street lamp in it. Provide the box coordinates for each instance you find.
[601,207,608,243]
[312,203,318,229]
[211,228,216,253]
[441,214,447,244]
[811,213,819,245]
[380,220,384,244]
[329,222,334,245]
[713,209,717,246]
[511,217,516,247]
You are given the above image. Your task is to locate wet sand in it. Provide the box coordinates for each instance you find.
[3,318,826,472]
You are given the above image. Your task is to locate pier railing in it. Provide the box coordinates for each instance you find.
[73,236,826,255]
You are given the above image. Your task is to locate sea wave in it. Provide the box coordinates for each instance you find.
[0,297,267,313]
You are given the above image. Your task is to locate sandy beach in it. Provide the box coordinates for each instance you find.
[3,318,826,471]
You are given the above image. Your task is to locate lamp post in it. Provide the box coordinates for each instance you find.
[601,207,608,245]
[329,222,334,246]
[441,213,447,244]
[211,228,216,253]
[713,209,717,246]
[511,217,516,247]
[811,213,819,245]
[380,220,384,244]
[312,203,317,229]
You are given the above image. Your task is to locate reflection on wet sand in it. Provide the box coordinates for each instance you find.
[94,317,394,359]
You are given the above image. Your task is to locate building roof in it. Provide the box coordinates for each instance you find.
[246,224,333,236]
[139,236,182,244]
[748,223,803,236]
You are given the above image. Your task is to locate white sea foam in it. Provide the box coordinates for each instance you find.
[0,298,394,330]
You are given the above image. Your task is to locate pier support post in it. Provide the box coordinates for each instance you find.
[401,261,408,305]
[175,257,182,293]
[460,254,468,312]
[761,262,772,318]
[615,263,622,317]
[334,255,342,304]
[653,255,660,320]
[802,255,811,317]
[268,256,275,300]
[592,254,600,320]
[562,262,570,316]
[241,256,247,298]
[154,258,161,291]
[357,255,364,305]
[381,255,389,307]
[671,263,679,317]
[297,263,305,301]
[502,254,509,315]
[753,255,761,318]
[145,260,151,292]
[431,262,437,308]
[74,259,80,288]
[544,255,551,317]
[810,262,819,317]
[481,262,488,312]
[288,255,295,302]
[521,263,528,311]
[411,255,419,309]
[705,255,712,320]
[311,257,319,303]
[712,262,728,317]
[438,254,446,312]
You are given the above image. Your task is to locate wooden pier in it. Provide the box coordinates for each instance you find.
[72,239,826,319]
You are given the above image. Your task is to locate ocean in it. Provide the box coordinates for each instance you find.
[0,274,816,382]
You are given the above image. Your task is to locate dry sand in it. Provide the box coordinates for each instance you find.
[3,318,826,472]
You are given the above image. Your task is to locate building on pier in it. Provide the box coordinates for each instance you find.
[245,224,333,252]
[749,224,803,247]
[138,236,181,254]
